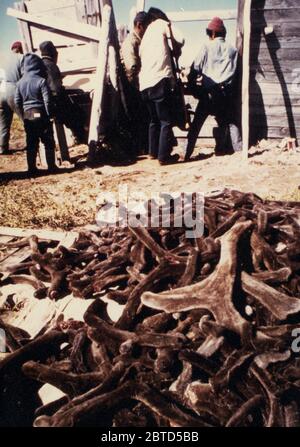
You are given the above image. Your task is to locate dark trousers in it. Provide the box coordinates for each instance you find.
[125,82,149,155]
[24,109,56,171]
[142,78,174,162]
[186,85,242,159]
[54,92,87,143]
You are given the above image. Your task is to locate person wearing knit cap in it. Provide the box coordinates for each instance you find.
[11,41,23,54]
[39,41,62,97]
[0,42,24,154]
[185,17,242,160]
[207,17,226,35]
[39,40,87,144]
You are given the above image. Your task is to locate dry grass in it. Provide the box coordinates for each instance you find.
[0,119,299,231]
[265,188,300,202]
[0,171,99,230]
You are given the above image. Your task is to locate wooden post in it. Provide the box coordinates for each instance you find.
[241,0,252,162]
[236,1,245,56]
[88,0,127,151]
[129,6,137,31]
[88,4,111,145]
[136,0,145,12]
[14,1,34,53]
[54,121,70,162]
[165,9,237,22]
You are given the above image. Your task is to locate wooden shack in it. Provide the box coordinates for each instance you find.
[239,0,300,145]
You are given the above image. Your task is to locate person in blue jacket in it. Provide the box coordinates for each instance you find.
[15,53,57,174]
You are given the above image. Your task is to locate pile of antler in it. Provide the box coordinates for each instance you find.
[0,189,300,427]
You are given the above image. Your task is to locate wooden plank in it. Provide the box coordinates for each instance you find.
[250,94,300,106]
[7,7,102,42]
[251,48,300,63]
[30,27,85,49]
[0,236,13,244]
[85,0,102,26]
[25,0,75,11]
[165,9,238,23]
[254,70,300,84]
[15,1,34,53]
[136,0,145,11]
[252,60,300,73]
[242,0,252,161]
[75,0,101,59]
[0,227,77,243]
[250,105,300,115]
[252,81,300,96]
[237,0,245,55]
[75,0,87,22]
[251,125,300,139]
[75,0,101,26]
[25,0,81,47]
[252,114,299,127]
[252,0,299,10]
[53,47,97,74]
[88,4,111,144]
[0,237,15,263]
[251,35,300,50]
[236,0,245,130]
[251,8,300,23]
[251,24,300,40]
[0,246,24,264]
[0,246,32,273]
[54,121,70,162]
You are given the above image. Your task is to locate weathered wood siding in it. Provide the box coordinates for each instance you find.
[249,0,300,143]
[14,0,103,90]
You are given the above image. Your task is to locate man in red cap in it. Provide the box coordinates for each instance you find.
[185,17,242,160]
[0,41,24,154]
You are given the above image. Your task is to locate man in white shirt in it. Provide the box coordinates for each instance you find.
[139,8,184,165]
[185,17,242,160]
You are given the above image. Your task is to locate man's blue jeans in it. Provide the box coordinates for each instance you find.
[142,78,174,162]
[186,85,242,159]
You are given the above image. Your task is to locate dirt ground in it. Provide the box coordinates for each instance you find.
[0,118,299,230]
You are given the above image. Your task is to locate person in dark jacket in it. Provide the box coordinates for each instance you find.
[39,40,87,144]
[0,41,24,154]
[15,53,57,174]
